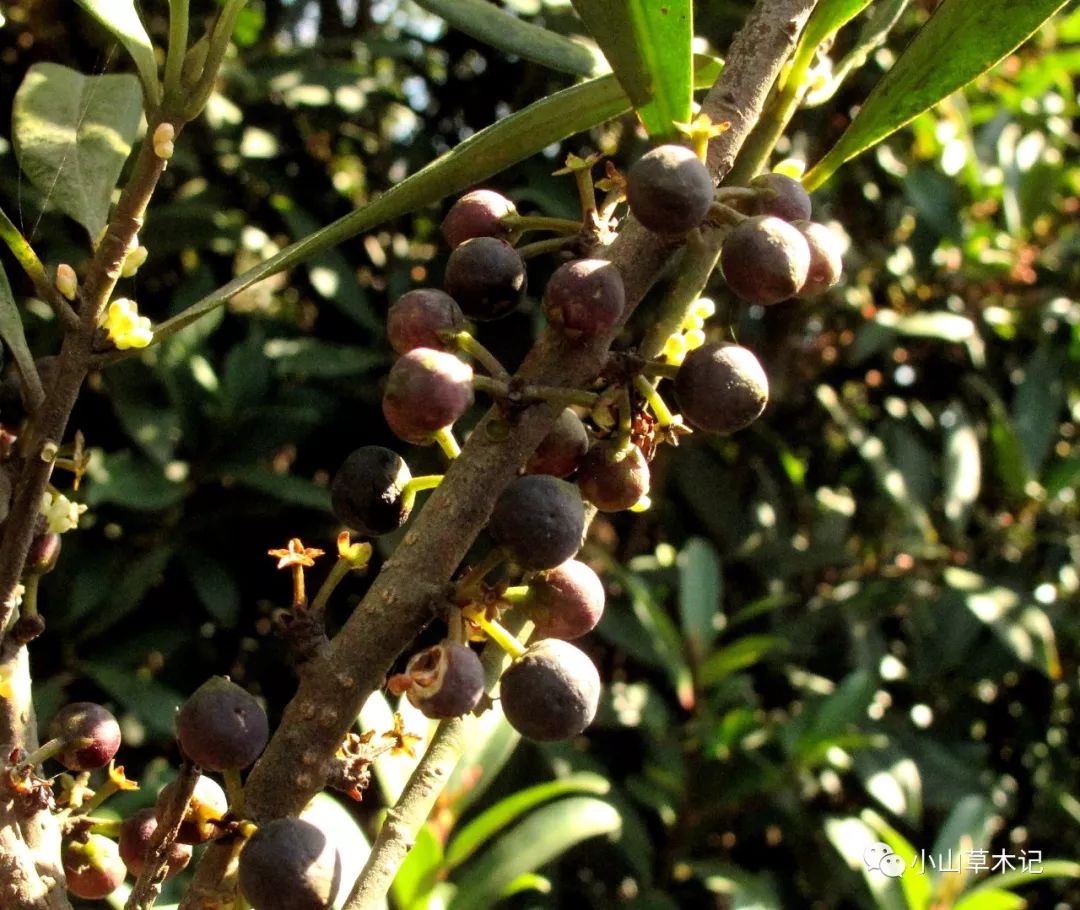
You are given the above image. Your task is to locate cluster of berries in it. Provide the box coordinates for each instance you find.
[326,142,843,750]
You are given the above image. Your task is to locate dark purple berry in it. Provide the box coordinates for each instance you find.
[157,775,228,845]
[176,676,269,772]
[499,639,600,741]
[489,475,586,571]
[720,215,810,305]
[626,144,714,235]
[382,348,474,444]
[63,834,126,900]
[387,289,465,355]
[119,807,192,879]
[576,441,649,512]
[26,532,61,574]
[443,237,527,321]
[239,817,342,910]
[525,559,605,640]
[404,641,485,719]
[441,189,516,249]
[331,447,412,536]
[49,702,121,771]
[674,342,768,434]
[750,172,812,222]
[542,259,625,339]
[792,220,843,297]
[525,409,589,478]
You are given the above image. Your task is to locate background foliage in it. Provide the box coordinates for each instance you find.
[1,0,1078,907]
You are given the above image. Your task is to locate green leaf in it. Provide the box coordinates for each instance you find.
[677,537,722,662]
[797,669,876,759]
[942,403,981,528]
[179,549,241,627]
[414,0,603,77]
[75,0,159,105]
[264,338,385,379]
[952,891,1026,910]
[0,262,39,399]
[687,861,782,908]
[448,797,621,910]
[967,860,1080,894]
[698,635,784,689]
[790,0,874,85]
[77,545,174,642]
[12,63,143,238]
[444,773,611,870]
[1011,342,1066,476]
[391,824,443,910]
[441,704,521,821]
[232,467,331,512]
[84,450,187,512]
[861,809,931,910]
[80,660,184,738]
[804,0,1070,189]
[105,361,182,465]
[929,795,995,891]
[824,816,906,910]
[571,0,693,138]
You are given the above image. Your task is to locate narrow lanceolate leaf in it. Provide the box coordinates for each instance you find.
[413,0,604,77]
[75,0,159,105]
[677,537,723,662]
[571,0,693,138]
[12,63,143,239]
[804,0,1070,190]
[0,263,39,401]
[789,0,874,81]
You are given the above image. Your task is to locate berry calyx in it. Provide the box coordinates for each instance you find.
[63,834,126,900]
[176,676,269,771]
[499,639,600,741]
[119,807,193,879]
[749,172,812,222]
[157,775,228,845]
[489,475,586,571]
[525,408,589,478]
[238,817,342,910]
[674,342,768,434]
[576,441,650,513]
[382,348,474,445]
[331,446,413,536]
[542,259,626,339]
[443,237,527,321]
[720,215,810,305]
[791,220,843,298]
[441,189,517,249]
[399,640,485,719]
[48,702,122,771]
[524,559,605,640]
[626,144,714,235]
[387,288,466,355]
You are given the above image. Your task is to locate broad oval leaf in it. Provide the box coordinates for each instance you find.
[804,0,1071,189]
[571,0,693,138]
[447,796,621,909]
[13,63,143,239]
[75,0,159,104]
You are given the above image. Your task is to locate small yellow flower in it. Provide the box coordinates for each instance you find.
[120,245,148,278]
[684,328,707,351]
[690,297,716,320]
[663,332,689,365]
[41,490,87,534]
[103,298,153,350]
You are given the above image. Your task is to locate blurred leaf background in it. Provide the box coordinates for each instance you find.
[0,0,1078,907]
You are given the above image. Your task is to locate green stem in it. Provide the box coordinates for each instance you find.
[183,0,247,121]
[19,574,40,620]
[572,167,596,221]
[633,374,677,428]
[72,776,121,817]
[515,236,574,260]
[164,0,192,111]
[223,769,244,813]
[503,214,582,235]
[615,386,632,452]
[726,75,808,186]
[309,558,353,618]
[433,427,461,460]
[640,361,681,379]
[20,737,64,768]
[455,549,506,599]
[85,818,123,838]
[401,474,443,515]
[449,331,509,381]
[714,186,759,204]
[500,585,530,605]
[465,608,526,659]
[0,205,78,332]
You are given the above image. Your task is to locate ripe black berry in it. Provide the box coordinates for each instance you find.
[387,288,465,355]
[176,676,269,772]
[576,441,649,512]
[239,817,342,910]
[792,220,843,297]
[525,559,605,640]
[49,702,121,771]
[403,641,485,719]
[382,348,474,444]
[331,446,412,536]
[441,189,517,249]
[119,807,192,879]
[749,172,812,222]
[499,639,600,740]
[720,215,810,305]
[63,834,126,900]
[525,408,589,478]
[674,342,768,434]
[626,144,713,235]
[489,475,585,570]
[157,775,228,845]
[542,259,625,339]
[443,237,526,321]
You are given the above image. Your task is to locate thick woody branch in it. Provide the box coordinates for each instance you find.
[183,1,818,905]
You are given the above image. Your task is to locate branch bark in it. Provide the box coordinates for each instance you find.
[182,0,817,906]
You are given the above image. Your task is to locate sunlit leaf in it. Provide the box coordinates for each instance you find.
[677,537,723,662]
[75,0,159,104]
[12,63,143,238]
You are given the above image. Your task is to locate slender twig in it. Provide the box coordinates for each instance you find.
[0,205,79,331]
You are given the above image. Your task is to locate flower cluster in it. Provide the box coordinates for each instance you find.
[40,490,87,534]
[103,299,153,350]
